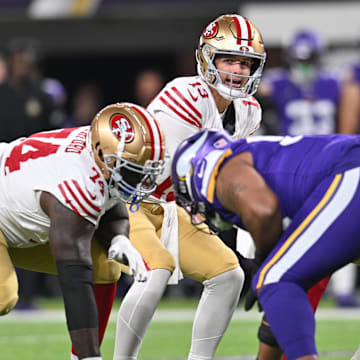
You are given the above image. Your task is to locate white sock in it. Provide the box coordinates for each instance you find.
[188,267,244,360]
[351,345,360,360]
[113,269,171,360]
[70,353,79,360]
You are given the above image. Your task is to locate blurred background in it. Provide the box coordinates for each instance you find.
[1,0,359,308]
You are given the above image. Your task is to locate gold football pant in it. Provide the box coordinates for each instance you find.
[0,233,121,315]
[128,202,239,282]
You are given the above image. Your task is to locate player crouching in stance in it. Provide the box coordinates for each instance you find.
[0,102,164,360]
[171,129,360,359]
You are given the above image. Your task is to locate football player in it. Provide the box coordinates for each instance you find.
[172,129,360,359]
[112,14,266,360]
[259,30,341,135]
[255,29,356,359]
[0,102,165,360]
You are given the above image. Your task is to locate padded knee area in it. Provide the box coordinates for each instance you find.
[258,315,279,348]
[145,248,176,273]
[0,289,18,315]
[93,259,121,284]
[204,265,245,293]
[91,237,122,284]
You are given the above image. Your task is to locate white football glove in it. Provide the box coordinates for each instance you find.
[108,235,148,282]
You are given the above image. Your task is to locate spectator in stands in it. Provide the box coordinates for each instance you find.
[133,69,166,107]
[0,37,56,141]
[63,82,103,128]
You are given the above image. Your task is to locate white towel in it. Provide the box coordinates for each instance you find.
[159,201,183,284]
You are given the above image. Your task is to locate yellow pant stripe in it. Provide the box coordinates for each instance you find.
[256,173,342,291]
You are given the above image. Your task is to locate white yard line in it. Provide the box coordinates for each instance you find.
[1,307,360,322]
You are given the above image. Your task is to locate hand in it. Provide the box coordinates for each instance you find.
[236,251,263,311]
[244,286,262,312]
[108,235,148,282]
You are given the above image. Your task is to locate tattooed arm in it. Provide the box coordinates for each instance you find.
[40,191,101,359]
[216,152,283,258]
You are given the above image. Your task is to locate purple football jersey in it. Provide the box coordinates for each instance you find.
[263,69,341,135]
[213,134,360,221]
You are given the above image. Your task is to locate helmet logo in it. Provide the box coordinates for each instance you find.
[239,45,250,52]
[203,21,218,39]
[110,114,135,142]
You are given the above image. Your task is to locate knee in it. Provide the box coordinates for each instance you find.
[222,266,245,290]
[0,289,18,315]
[204,266,244,292]
[257,315,279,348]
[93,259,121,284]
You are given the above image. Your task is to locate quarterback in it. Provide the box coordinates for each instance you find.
[172,129,360,359]
[0,102,164,360]
[113,14,266,360]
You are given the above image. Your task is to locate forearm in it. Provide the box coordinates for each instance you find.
[245,208,283,259]
[95,204,129,250]
[57,260,100,358]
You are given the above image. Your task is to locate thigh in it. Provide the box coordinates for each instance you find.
[91,236,121,283]
[177,205,239,282]
[128,203,176,271]
[9,243,57,274]
[0,232,18,309]
[10,238,121,283]
[255,169,360,292]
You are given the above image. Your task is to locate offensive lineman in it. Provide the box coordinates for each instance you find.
[112,14,266,360]
[0,102,165,360]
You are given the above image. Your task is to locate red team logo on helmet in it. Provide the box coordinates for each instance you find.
[110,114,135,142]
[202,21,218,39]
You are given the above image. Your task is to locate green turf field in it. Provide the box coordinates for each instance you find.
[0,298,359,359]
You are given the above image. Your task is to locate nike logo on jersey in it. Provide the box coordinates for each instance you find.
[87,189,96,200]
[197,160,206,179]
[188,89,198,102]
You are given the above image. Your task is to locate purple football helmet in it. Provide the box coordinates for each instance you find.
[171,128,235,233]
[287,30,324,63]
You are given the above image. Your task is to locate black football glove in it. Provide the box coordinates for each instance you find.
[239,251,265,312]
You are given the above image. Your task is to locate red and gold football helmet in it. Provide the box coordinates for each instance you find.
[196,14,266,99]
[87,102,165,204]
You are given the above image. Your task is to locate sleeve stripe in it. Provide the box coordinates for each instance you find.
[62,180,99,220]
[58,183,82,217]
[72,180,102,212]
[163,90,202,128]
[153,176,172,198]
[249,121,261,136]
[242,99,260,109]
[171,86,202,119]
[159,96,202,129]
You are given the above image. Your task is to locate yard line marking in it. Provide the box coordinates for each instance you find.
[2,308,360,323]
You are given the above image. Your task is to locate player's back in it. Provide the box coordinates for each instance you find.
[0,127,107,247]
[232,134,360,216]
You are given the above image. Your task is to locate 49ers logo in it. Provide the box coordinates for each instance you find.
[110,114,135,142]
[203,21,218,39]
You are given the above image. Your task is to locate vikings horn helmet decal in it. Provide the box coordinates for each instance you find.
[88,102,165,204]
[196,14,266,99]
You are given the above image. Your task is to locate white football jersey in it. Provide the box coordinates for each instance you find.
[147,75,262,203]
[0,127,110,248]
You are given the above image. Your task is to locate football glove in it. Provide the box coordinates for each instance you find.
[108,235,147,282]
